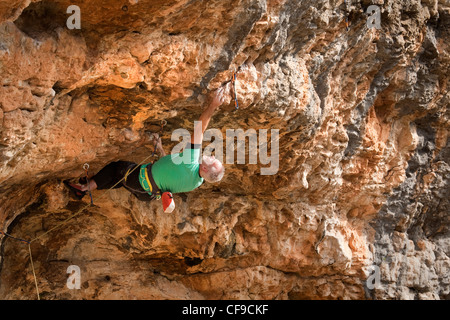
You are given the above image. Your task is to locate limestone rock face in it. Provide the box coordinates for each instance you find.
[0,0,449,300]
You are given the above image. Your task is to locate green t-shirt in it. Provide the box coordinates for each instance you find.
[151,147,204,194]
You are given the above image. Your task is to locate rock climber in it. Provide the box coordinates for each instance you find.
[64,87,226,213]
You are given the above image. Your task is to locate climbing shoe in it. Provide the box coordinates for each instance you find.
[63,180,86,200]
[162,191,175,213]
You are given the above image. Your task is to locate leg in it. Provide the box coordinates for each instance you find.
[65,161,136,199]
[85,161,136,190]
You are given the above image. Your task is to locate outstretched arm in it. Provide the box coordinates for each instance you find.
[191,87,226,145]
[150,133,166,157]
[155,136,166,157]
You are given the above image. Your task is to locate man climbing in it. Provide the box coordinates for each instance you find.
[64,88,226,213]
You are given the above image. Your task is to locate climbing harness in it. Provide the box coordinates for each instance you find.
[123,119,167,197]
[138,163,162,200]
[136,119,166,199]
[123,164,150,195]
[1,119,169,300]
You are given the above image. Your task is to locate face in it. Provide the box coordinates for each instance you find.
[201,155,222,172]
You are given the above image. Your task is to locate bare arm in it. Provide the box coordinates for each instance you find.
[156,137,166,157]
[191,87,226,145]
[150,133,166,157]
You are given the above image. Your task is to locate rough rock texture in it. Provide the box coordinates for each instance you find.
[0,0,449,300]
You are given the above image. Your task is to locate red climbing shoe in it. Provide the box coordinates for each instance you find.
[63,180,86,200]
[162,191,175,213]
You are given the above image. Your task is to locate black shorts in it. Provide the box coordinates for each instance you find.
[91,161,154,201]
